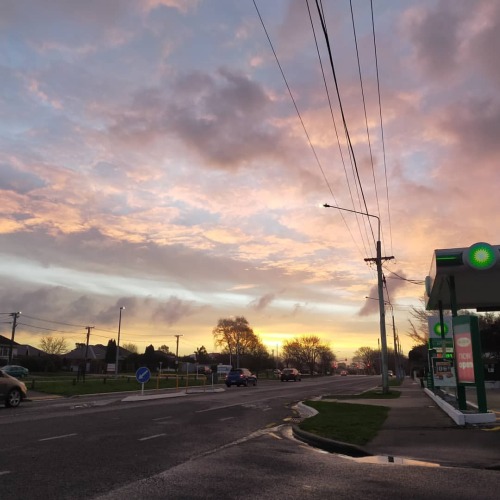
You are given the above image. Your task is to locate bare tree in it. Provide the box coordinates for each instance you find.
[353,346,379,372]
[39,336,69,355]
[122,342,138,354]
[406,298,433,347]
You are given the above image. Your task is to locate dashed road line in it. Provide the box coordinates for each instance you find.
[138,433,166,441]
[39,433,77,442]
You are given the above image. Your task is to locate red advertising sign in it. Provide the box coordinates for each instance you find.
[454,331,475,384]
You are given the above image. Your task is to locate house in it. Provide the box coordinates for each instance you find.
[0,334,19,364]
[16,344,47,358]
[62,344,132,373]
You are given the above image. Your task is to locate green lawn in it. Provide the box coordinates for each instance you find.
[28,375,211,396]
[299,401,390,445]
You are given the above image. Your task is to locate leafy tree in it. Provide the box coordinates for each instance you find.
[282,335,332,374]
[122,342,138,354]
[194,345,211,364]
[316,345,336,374]
[105,339,117,363]
[39,336,69,355]
[212,316,260,366]
[144,344,155,357]
[159,344,170,354]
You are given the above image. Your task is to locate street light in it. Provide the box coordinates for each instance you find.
[324,203,392,393]
[115,306,125,377]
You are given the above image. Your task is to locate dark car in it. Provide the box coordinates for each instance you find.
[225,368,257,387]
[0,370,28,407]
[280,368,301,382]
[1,365,29,378]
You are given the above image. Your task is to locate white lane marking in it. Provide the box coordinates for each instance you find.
[0,471,11,476]
[152,416,173,421]
[219,417,234,421]
[39,433,77,442]
[138,433,166,441]
[196,396,288,414]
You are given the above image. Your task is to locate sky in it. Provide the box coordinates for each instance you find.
[1,0,500,361]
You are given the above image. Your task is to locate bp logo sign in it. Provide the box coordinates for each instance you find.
[433,321,449,338]
[428,317,452,339]
[464,242,497,270]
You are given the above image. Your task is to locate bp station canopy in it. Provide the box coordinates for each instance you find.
[425,242,500,312]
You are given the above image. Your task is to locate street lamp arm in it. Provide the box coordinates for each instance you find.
[323,203,380,241]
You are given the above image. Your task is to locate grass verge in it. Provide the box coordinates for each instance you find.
[299,401,389,446]
[28,376,210,396]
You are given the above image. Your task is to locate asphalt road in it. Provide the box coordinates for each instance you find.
[1,375,498,500]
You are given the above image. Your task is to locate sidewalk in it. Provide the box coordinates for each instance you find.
[295,378,500,469]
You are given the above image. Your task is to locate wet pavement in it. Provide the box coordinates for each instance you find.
[294,377,500,469]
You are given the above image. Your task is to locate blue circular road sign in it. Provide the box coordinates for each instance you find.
[135,366,151,384]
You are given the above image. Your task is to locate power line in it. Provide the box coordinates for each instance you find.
[371,0,393,255]
[383,268,424,285]
[252,1,338,204]
[305,0,369,262]
[314,0,376,247]
[349,0,381,225]
[21,314,87,329]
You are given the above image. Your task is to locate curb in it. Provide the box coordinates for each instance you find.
[293,401,371,458]
[292,425,372,458]
[424,389,497,425]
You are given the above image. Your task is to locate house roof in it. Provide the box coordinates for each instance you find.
[63,344,133,360]
[0,334,19,346]
[16,344,47,357]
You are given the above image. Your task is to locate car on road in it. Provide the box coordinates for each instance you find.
[280,368,301,382]
[0,369,28,407]
[340,370,348,376]
[225,368,257,387]
[388,370,394,377]
[1,365,29,378]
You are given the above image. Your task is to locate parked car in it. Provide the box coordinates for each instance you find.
[340,370,348,376]
[225,368,257,387]
[1,365,29,378]
[280,368,301,382]
[388,370,394,378]
[0,370,28,407]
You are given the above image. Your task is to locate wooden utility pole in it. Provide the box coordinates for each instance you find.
[83,326,94,381]
[174,334,183,373]
[8,312,21,364]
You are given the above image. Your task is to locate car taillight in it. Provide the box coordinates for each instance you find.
[239,374,244,378]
